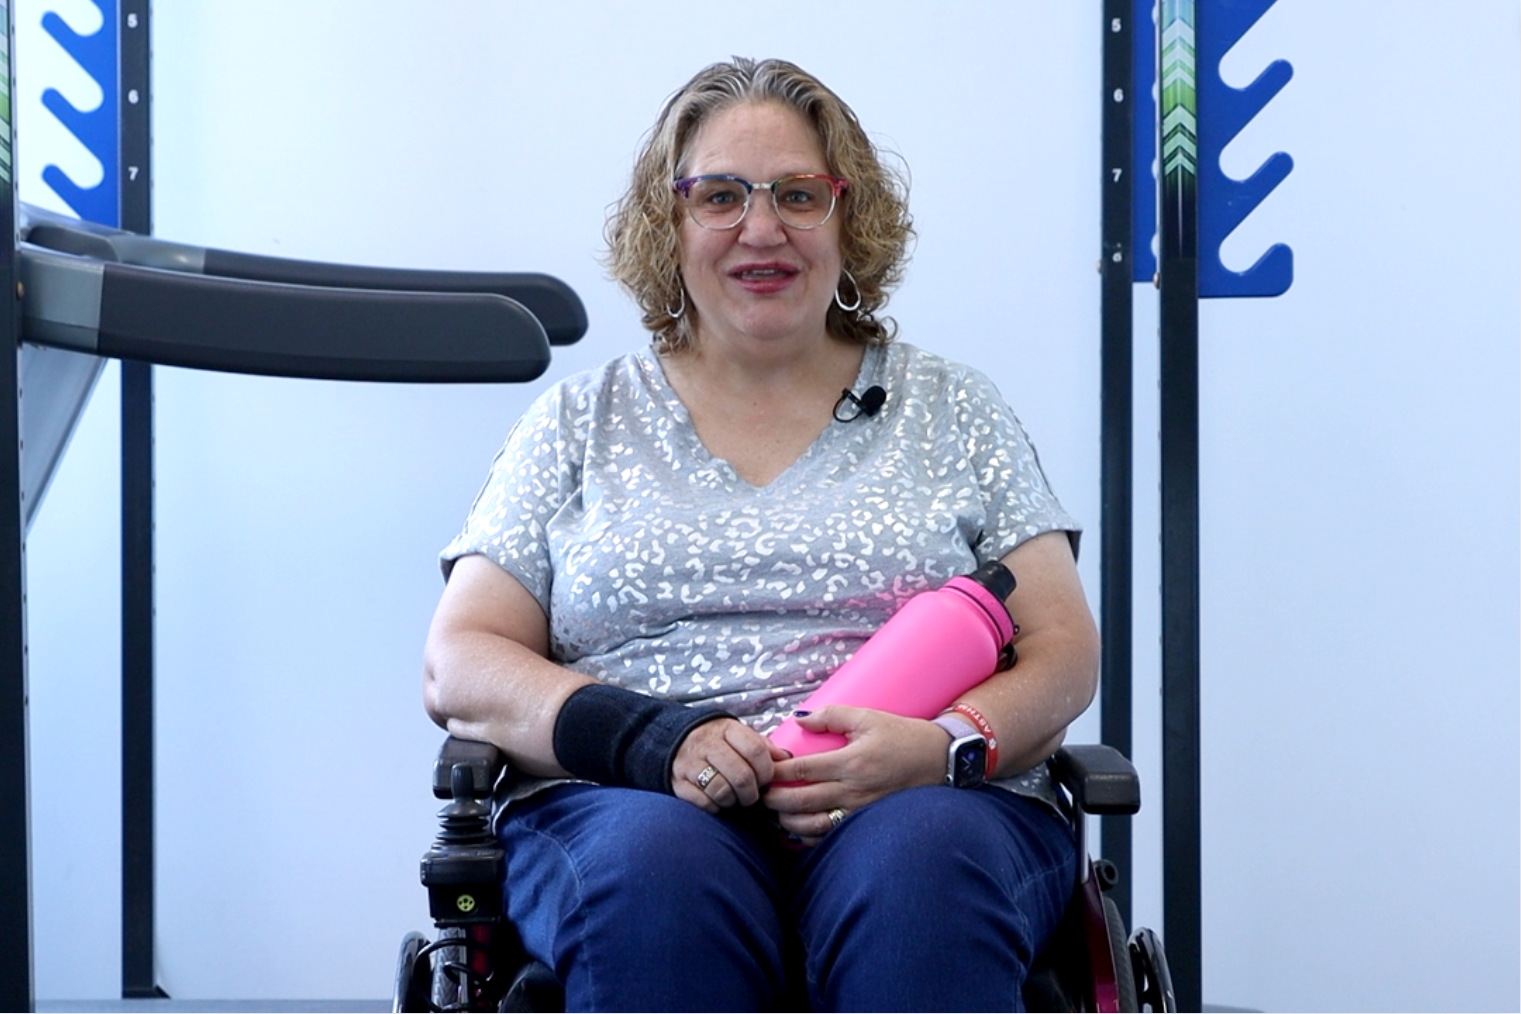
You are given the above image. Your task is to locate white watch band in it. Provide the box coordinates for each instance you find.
[932,713,978,741]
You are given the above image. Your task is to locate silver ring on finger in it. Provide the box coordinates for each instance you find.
[696,765,719,791]
[827,807,847,829]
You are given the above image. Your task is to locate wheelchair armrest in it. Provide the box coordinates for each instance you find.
[1047,744,1140,816]
[432,736,506,800]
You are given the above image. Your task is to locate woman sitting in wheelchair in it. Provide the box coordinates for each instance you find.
[424,56,1099,1012]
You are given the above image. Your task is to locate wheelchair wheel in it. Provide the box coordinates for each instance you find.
[1101,897,1139,1013]
[428,926,488,1012]
[499,959,563,1013]
[393,931,432,1013]
[1128,926,1176,1013]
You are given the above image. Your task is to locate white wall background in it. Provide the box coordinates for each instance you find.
[18,1,1519,1010]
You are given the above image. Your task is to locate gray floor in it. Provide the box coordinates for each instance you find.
[34,998,1265,1012]
[37,1002,390,1013]
[34,1004,1268,1013]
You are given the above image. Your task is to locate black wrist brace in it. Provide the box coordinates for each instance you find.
[552,683,733,794]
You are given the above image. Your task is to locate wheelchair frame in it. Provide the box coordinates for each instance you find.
[395,737,1174,1013]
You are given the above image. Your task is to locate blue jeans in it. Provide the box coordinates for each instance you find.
[498,782,1076,1012]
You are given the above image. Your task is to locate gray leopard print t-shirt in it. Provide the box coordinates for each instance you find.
[442,341,1080,809]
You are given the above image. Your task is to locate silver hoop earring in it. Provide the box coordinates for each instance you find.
[834,270,862,312]
[665,287,686,320]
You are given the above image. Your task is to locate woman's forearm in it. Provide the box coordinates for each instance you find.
[422,553,593,777]
[424,628,592,778]
[954,532,1099,778]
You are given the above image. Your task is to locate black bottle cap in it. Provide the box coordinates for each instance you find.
[968,560,1016,601]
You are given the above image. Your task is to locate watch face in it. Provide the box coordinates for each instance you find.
[951,736,987,788]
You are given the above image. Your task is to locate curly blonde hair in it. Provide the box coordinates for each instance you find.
[605,57,914,354]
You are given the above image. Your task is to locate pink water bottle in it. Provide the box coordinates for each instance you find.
[769,561,1018,758]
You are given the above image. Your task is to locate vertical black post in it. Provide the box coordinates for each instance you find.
[1158,1,1202,1010]
[1099,0,1135,929]
[0,3,36,1010]
[120,362,156,999]
[118,0,160,999]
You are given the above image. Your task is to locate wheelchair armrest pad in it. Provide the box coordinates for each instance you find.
[1047,744,1141,815]
[432,736,507,800]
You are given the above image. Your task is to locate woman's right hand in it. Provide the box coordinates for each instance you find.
[671,718,787,812]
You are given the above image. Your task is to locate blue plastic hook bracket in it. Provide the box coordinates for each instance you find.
[1195,0,1293,298]
[39,0,120,228]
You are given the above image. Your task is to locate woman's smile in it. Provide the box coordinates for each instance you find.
[728,260,801,293]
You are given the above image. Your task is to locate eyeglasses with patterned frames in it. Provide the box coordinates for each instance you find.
[672,174,849,231]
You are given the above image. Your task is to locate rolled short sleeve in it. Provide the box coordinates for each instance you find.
[439,384,582,612]
[952,365,1080,564]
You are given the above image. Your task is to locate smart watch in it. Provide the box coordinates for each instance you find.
[932,714,987,788]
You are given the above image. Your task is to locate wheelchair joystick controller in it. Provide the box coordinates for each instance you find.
[769,560,1018,759]
[420,764,505,926]
[410,762,510,1011]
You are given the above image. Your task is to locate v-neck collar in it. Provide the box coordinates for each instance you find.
[640,343,886,492]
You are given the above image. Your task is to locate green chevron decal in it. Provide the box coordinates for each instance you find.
[1160,0,1196,258]
[0,0,10,185]
[1161,2,1197,181]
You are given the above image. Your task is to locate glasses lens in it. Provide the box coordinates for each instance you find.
[772,176,838,229]
[684,177,750,229]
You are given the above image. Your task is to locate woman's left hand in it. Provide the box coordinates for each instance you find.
[763,706,948,844]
